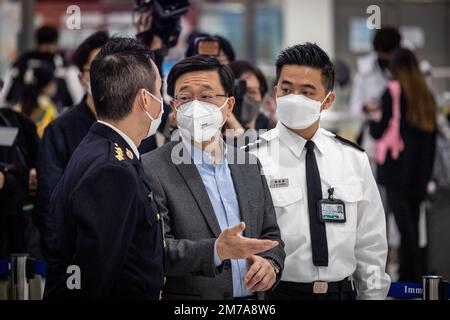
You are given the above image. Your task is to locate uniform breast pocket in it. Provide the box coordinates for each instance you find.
[270,185,304,235]
[271,185,303,208]
[328,182,363,233]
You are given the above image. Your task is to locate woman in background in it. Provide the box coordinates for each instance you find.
[369,48,437,282]
[228,60,271,131]
[223,60,272,145]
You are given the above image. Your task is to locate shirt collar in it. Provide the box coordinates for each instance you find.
[97,120,140,159]
[181,136,227,168]
[276,121,325,158]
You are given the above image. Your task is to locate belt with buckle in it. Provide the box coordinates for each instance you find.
[233,294,257,300]
[279,279,355,294]
[313,281,329,294]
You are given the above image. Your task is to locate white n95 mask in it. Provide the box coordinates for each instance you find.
[176,99,228,143]
[144,90,164,137]
[276,92,331,129]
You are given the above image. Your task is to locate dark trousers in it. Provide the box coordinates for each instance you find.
[267,281,357,300]
[385,186,422,282]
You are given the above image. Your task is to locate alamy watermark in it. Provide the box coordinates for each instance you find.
[367,5,381,30]
[64,4,381,32]
[66,5,81,30]
[66,264,81,290]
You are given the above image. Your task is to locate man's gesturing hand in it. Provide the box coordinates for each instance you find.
[216,222,278,261]
[244,255,276,292]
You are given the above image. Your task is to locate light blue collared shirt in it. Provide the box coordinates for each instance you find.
[182,138,252,298]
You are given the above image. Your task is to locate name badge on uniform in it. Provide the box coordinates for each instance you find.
[317,188,346,223]
[269,178,289,188]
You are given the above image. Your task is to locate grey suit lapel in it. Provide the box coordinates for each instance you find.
[228,161,254,238]
[171,142,222,237]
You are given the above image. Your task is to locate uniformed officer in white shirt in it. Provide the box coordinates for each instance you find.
[246,43,391,300]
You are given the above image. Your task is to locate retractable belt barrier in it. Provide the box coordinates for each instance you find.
[388,280,449,300]
[0,258,9,277]
[0,258,47,277]
[0,255,48,300]
[1,257,449,300]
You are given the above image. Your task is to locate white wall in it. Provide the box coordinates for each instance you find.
[282,0,334,58]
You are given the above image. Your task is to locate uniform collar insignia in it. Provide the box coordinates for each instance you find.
[126,148,134,160]
[114,143,125,161]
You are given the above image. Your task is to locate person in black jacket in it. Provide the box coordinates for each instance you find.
[3,25,73,110]
[0,105,39,258]
[369,48,437,282]
[35,31,159,259]
[44,37,164,299]
[34,31,108,259]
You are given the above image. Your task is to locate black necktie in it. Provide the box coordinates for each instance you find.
[305,140,329,267]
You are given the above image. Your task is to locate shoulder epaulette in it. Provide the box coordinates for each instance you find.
[242,128,279,152]
[242,138,267,152]
[334,134,365,152]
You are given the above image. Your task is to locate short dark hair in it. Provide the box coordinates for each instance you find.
[373,27,401,53]
[72,31,109,72]
[167,55,234,97]
[21,63,55,117]
[90,37,156,121]
[215,35,235,62]
[276,43,335,92]
[229,60,268,97]
[36,25,59,45]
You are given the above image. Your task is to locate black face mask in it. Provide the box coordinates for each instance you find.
[377,58,389,71]
[240,96,261,124]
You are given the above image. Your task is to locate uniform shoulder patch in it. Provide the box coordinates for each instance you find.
[242,128,280,152]
[260,128,279,141]
[242,138,268,152]
[241,129,278,152]
[334,134,365,152]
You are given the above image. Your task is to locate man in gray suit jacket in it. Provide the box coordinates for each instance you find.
[142,56,285,300]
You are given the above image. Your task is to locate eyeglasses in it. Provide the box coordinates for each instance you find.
[174,92,228,105]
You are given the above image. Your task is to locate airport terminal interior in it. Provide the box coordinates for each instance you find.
[0,0,449,303]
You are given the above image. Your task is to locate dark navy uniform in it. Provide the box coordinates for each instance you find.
[44,122,164,299]
[35,97,158,260]
[35,96,96,259]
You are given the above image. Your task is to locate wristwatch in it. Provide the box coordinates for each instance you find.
[267,258,280,275]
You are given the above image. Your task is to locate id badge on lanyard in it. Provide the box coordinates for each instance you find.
[317,187,346,223]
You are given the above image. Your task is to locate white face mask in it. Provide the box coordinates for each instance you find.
[176,98,228,143]
[144,90,164,137]
[276,92,331,130]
